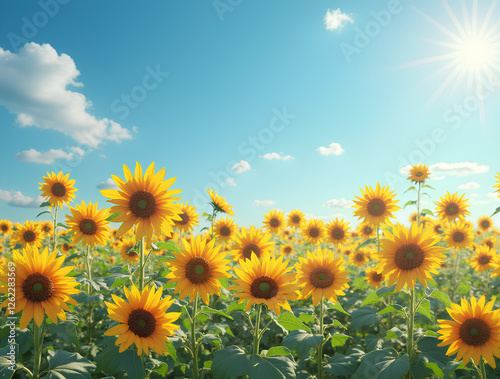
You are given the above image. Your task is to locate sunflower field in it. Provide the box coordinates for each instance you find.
[0,163,499,379]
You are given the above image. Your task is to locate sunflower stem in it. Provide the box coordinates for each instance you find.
[479,357,487,379]
[450,249,461,302]
[317,296,325,379]
[52,205,58,251]
[32,318,46,379]
[252,304,263,355]
[417,182,421,227]
[405,289,416,379]
[86,244,94,343]
[191,294,200,379]
[139,236,145,292]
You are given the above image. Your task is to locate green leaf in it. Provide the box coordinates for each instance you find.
[0,345,17,378]
[212,346,252,379]
[417,337,454,370]
[248,355,296,379]
[356,238,377,250]
[40,350,95,379]
[333,319,347,329]
[404,186,416,194]
[330,333,351,348]
[298,313,315,324]
[165,341,179,365]
[324,354,359,377]
[153,362,169,377]
[376,284,396,297]
[360,292,382,307]
[48,322,80,349]
[354,349,409,379]
[425,330,439,337]
[275,312,311,333]
[226,302,247,313]
[266,346,292,357]
[378,304,404,315]
[36,210,52,218]
[404,200,417,209]
[95,343,144,379]
[40,201,52,208]
[105,212,121,221]
[200,306,233,320]
[282,330,323,359]
[72,293,104,304]
[350,306,381,330]
[430,290,451,307]
[423,184,435,190]
[152,241,182,254]
[420,209,434,216]
[329,301,350,315]
[386,327,404,339]
[416,299,433,321]
[492,206,500,217]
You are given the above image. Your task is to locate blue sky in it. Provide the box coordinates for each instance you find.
[0,0,499,229]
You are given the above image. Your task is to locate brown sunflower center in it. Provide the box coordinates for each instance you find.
[372,273,382,282]
[284,246,292,254]
[344,249,351,256]
[415,172,423,177]
[128,308,156,337]
[176,213,189,225]
[22,273,54,302]
[459,317,490,346]
[23,230,36,242]
[51,182,67,197]
[62,243,70,250]
[1,225,8,231]
[44,226,51,232]
[484,241,494,249]
[185,257,212,284]
[270,218,280,227]
[309,227,320,238]
[127,247,138,257]
[356,252,364,261]
[394,243,425,270]
[129,190,157,218]
[292,216,300,223]
[250,276,278,299]
[310,267,335,288]
[364,226,373,235]
[331,227,345,240]
[481,220,490,229]
[79,218,97,235]
[367,198,386,217]
[434,225,442,234]
[479,255,491,264]
[242,243,261,259]
[452,231,465,243]
[219,226,231,237]
[445,203,459,216]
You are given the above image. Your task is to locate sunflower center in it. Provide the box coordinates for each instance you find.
[129,190,157,218]
[1,225,8,231]
[22,273,54,302]
[372,273,382,282]
[250,276,278,299]
[331,227,344,240]
[459,318,490,346]
[128,309,156,338]
[481,220,490,228]
[185,257,211,284]
[292,216,300,223]
[127,248,138,257]
[434,225,442,234]
[63,243,69,250]
[309,227,320,238]
[394,243,425,270]
[479,255,491,264]
[356,253,364,261]
[310,267,335,288]
[284,246,292,254]
[23,231,36,242]
[79,218,97,235]
[453,231,465,242]
[219,226,231,236]
[176,213,189,225]
[364,226,372,235]
[415,172,423,177]
[51,182,67,197]
[445,203,459,216]
[44,226,51,232]
[344,249,351,256]
[367,198,386,217]
[270,218,280,227]
[484,241,493,249]
[242,243,261,259]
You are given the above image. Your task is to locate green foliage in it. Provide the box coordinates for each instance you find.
[40,350,95,379]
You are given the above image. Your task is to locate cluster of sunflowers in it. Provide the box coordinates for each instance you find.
[0,163,499,379]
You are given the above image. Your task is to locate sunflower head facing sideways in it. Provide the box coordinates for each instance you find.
[287,209,305,229]
[65,201,110,247]
[173,202,199,233]
[353,183,400,227]
[444,219,474,251]
[301,218,325,246]
[263,209,285,234]
[39,171,77,207]
[10,220,43,249]
[206,188,234,217]
[326,218,350,245]
[230,226,274,262]
[407,164,430,183]
[435,192,470,222]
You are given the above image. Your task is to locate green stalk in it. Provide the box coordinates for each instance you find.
[317,297,325,379]
[52,205,58,251]
[191,295,200,379]
[479,357,487,379]
[252,304,263,355]
[32,318,46,379]
[86,245,94,343]
[405,289,416,379]
[139,236,145,291]
[450,249,461,302]
[417,182,421,227]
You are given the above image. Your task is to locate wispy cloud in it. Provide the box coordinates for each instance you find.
[400,162,489,178]
[15,148,74,164]
[0,189,43,207]
[323,198,352,208]
[96,178,119,190]
[260,152,295,161]
[253,200,276,207]
[316,142,344,156]
[324,9,354,31]
[232,160,251,174]
[458,182,480,190]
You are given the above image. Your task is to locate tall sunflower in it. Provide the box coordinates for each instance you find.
[229,254,298,315]
[301,218,325,246]
[353,183,400,227]
[444,220,474,251]
[477,216,493,232]
[65,201,110,247]
[213,217,237,243]
[287,209,305,229]
[230,226,274,262]
[435,192,470,222]
[296,248,350,305]
[437,296,500,368]
[166,236,231,304]
[173,202,199,233]
[377,223,445,291]
[407,164,430,183]
[104,285,181,356]
[39,171,77,207]
[10,221,43,249]
[0,220,13,236]
[206,188,234,216]
[101,162,182,245]
[0,246,80,329]
[263,209,285,234]
[326,218,350,246]
[470,245,498,273]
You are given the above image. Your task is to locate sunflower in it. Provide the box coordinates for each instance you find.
[357,222,376,239]
[0,220,13,235]
[263,209,285,234]
[353,183,400,227]
[481,236,497,250]
[39,171,77,207]
[38,220,54,237]
[437,296,500,368]
[229,254,298,315]
[60,242,73,253]
[174,202,199,233]
[470,245,498,273]
[326,218,350,246]
[10,221,43,249]
[101,162,182,245]
[65,201,110,247]
[280,244,294,256]
[104,284,180,356]
[230,226,274,262]
[409,212,418,224]
[341,244,354,257]
[213,216,237,242]
[166,236,231,305]
[350,248,370,267]
[0,245,79,329]
[119,237,140,264]
[495,172,500,195]
[431,219,445,236]
[435,192,470,222]
[206,188,234,216]
[477,216,493,232]
[377,223,445,291]
[296,248,349,305]
[407,164,430,183]
[365,268,385,289]
[444,220,474,251]
[301,218,325,246]
[287,209,305,229]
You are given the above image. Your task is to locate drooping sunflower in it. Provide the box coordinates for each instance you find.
[444,220,474,251]
[407,164,430,183]
[357,222,376,239]
[0,220,13,236]
[301,218,325,246]
[229,254,298,315]
[296,248,350,305]
[101,162,182,245]
[206,188,234,216]
[166,236,231,304]
[280,244,294,256]
[173,202,199,233]
[10,221,43,249]
[377,223,445,291]
[39,171,77,207]
[350,248,370,267]
[435,192,470,222]
[0,245,80,329]
[477,216,493,232]
[65,201,110,247]
[353,183,400,227]
[38,220,54,237]
[437,296,500,368]
[213,216,237,242]
[230,226,274,262]
[326,218,350,246]
[119,237,140,264]
[263,209,285,234]
[470,245,498,273]
[104,285,180,356]
[287,209,305,229]
[365,268,385,289]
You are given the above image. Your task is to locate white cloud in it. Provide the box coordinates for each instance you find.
[0,189,43,207]
[323,198,352,208]
[221,177,237,187]
[0,43,133,148]
[400,162,489,178]
[324,8,354,31]
[15,148,74,164]
[487,193,500,202]
[232,160,251,174]
[316,142,344,156]
[96,178,119,190]
[432,175,445,181]
[253,200,276,207]
[458,182,480,190]
[70,146,85,157]
[260,152,295,161]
